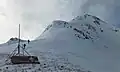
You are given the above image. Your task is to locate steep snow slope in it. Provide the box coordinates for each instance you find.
[0,14,120,72]
[36,14,120,72]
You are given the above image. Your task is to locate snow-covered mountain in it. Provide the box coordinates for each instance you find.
[36,14,120,72]
[0,14,120,72]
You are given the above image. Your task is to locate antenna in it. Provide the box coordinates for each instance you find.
[18,24,20,55]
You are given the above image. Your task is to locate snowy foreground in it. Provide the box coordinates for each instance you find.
[0,42,90,72]
[0,52,88,72]
[0,14,120,72]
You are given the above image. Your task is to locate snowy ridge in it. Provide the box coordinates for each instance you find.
[39,14,120,42]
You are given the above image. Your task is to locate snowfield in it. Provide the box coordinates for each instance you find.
[0,14,120,72]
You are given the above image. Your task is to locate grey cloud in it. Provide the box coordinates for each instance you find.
[0,6,6,16]
[0,12,6,16]
[81,0,120,25]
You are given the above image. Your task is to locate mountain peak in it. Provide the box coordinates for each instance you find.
[38,14,119,42]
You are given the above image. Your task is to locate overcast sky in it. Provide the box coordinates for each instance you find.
[0,0,119,43]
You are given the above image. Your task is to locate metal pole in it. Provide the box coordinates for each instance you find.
[18,24,20,55]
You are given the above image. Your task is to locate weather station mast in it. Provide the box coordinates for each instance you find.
[5,24,40,65]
